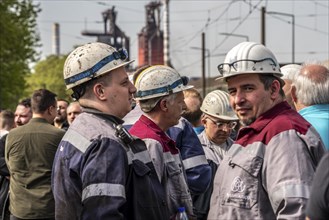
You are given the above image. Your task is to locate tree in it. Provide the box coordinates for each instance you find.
[25,55,72,101]
[0,0,40,110]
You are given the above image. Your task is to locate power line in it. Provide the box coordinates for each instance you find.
[173,0,263,72]
[267,14,328,35]
[309,0,329,8]
[211,0,263,54]
[173,0,237,49]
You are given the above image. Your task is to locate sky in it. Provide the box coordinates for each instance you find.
[34,0,329,78]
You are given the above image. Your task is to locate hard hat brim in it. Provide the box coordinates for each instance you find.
[134,84,194,101]
[201,109,238,121]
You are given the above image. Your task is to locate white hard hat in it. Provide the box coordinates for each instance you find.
[200,90,238,121]
[63,42,134,90]
[216,42,283,83]
[281,64,302,80]
[134,65,194,100]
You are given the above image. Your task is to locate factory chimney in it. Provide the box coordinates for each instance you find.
[52,23,60,55]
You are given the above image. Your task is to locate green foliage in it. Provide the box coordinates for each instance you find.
[25,55,72,101]
[0,0,41,110]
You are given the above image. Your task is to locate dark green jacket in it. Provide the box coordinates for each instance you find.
[5,118,65,219]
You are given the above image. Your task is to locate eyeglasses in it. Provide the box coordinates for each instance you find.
[217,58,278,76]
[206,117,237,129]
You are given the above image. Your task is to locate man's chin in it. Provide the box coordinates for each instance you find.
[241,117,256,126]
[54,118,65,123]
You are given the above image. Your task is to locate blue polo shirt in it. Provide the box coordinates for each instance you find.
[299,104,329,150]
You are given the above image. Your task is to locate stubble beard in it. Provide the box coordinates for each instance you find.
[240,116,256,126]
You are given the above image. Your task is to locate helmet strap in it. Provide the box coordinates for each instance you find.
[71,86,86,101]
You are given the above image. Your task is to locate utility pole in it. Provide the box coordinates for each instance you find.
[201,32,206,98]
[163,0,170,66]
[190,46,210,95]
[261,6,266,45]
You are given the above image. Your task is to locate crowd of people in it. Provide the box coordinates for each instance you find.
[0,41,328,220]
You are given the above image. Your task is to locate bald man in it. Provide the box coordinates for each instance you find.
[291,63,329,150]
[66,102,82,125]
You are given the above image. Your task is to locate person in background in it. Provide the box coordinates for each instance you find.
[193,90,238,220]
[66,101,82,125]
[291,63,329,150]
[53,98,69,130]
[5,89,65,220]
[0,110,15,220]
[280,64,302,110]
[52,42,169,219]
[305,151,329,220]
[130,65,195,219]
[166,117,211,196]
[208,42,325,219]
[0,98,33,220]
[0,110,15,138]
[14,98,32,127]
[182,88,204,134]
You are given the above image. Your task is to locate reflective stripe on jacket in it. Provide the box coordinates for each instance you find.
[124,105,211,195]
[208,101,326,220]
[192,131,234,219]
[52,110,169,220]
[130,115,194,218]
[167,118,211,194]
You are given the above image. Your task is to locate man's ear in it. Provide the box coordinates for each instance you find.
[201,117,207,126]
[159,98,168,112]
[93,83,106,101]
[270,80,281,98]
[48,105,56,116]
[291,85,298,103]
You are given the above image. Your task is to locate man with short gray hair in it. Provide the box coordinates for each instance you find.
[281,64,302,110]
[130,65,195,219]
[291,63,329,150]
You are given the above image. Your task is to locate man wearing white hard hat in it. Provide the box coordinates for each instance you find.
[52,42,169,219]
[208,42,325,220]
[193,89,238,219]
[130,65,195,219]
